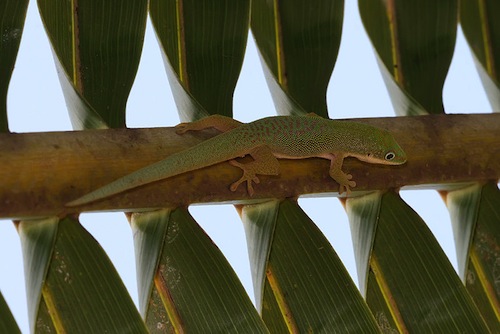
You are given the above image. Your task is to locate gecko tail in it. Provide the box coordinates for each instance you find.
[66,132,249,207]
[65,169,154,207]
[65,155,199,207]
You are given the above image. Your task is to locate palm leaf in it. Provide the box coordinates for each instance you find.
[359,0,457,115]
[17,1,150,332]
[0,0,28,132]
[0,291,20,334]
[140,1,267,331]
[348,192,488,331]
[445,182,500,331]
[240,199,379,332]
[1,1,499,332]
[131,209,268,332]
[37,0,148,129]
[18,217,147,332]
[245,2,381,331]
[251,0,343,116]
[149,0,249,120]
[460,0,500,110]
[359,1,498,331]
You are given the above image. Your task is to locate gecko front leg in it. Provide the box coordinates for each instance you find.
[229,146,280,196]
[323,153,356,195]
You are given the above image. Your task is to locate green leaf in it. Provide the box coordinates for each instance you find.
[446,182,500,332]
[37,0,148,129]
[129,209,170,317]
[18,217,58,333]
[134,208,268,333]
[0,0,28,132]
[242,199,379,332]
[345,191,381,295]
[18,217,147,333]
[359,0,458,115]
[348,191,488,332]
[0,291,21,334]
[251,0,344,116]
[240,200,279,312]
[149,0,250,121]
[460,0,500,111]
[446,183,483,279]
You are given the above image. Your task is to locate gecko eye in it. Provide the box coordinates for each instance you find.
[385,152,395,160]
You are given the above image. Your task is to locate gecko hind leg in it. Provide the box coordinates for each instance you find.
[175,114,243,134]
[229,146,280,196]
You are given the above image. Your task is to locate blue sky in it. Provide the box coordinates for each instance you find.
[0,1,492,332]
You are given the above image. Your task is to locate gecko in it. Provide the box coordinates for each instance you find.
[67,114,406,206]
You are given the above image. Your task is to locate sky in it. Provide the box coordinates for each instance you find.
[0,1,493,333]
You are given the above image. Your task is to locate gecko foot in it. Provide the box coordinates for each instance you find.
[334,172,356,195]
[174,123,191,135]
[229,160,260,196]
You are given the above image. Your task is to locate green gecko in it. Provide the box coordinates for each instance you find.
[67,114,406,206]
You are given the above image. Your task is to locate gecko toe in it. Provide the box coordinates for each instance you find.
[230,181,241,192]
[229,160,242,168]
[175,124,189,134]
[247,182,255,196]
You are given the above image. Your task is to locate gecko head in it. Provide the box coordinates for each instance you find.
[350,129,407,166]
